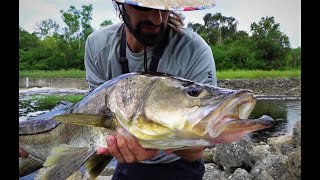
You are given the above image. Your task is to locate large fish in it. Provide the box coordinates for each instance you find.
[19,72,274,179]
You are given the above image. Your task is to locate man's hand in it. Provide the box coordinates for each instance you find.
[165,146,206,162]
[97,128,160,163]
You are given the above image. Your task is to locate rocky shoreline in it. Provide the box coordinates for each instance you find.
[218,77,301,98]
[201,120,301,180]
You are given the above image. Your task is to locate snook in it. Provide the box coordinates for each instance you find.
[19,72,274,179]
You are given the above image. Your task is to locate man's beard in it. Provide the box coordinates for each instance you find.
[122,8,167,46]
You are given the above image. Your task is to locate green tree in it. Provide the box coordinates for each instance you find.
[34,18,60,39]
[100,20,113,28]
[250,16,290,70]
[286,47,301,69]
[19,27,42,70]
[80,4,94,45]
[203,13,238,45]
[60,5,80,42]
[188,13,238,45]
[60,4,94,49]
[19,27,40,50]
[187,22,204,34]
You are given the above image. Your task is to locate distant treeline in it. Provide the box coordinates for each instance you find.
[19,4,301,71]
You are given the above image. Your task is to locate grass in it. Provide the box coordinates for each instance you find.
[32,94,85,105]
[19,69,86,78]
[217,69,301,79]
[19,69,301,79]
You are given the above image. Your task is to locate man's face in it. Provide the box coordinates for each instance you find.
[122,4,170,46]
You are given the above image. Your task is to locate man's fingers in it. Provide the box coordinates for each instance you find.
[118,129,144,161]
[106,135,125,163]
[106,129,160,163]
[116,129,137,163]
[96,147,109,155]
[118,129,159,161]
[127,141,159,161]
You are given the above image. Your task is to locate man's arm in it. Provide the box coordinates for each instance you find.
[183,45,217,86]
[84,36,106,89]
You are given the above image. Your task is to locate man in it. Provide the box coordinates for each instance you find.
[85,0,217,179]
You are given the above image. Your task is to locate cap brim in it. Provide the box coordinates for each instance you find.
[114,0,216,11]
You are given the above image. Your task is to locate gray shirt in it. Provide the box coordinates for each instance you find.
[85,23,217,88]
[84,22,217,164]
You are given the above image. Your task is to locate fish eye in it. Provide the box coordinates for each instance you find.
[186,86,202,97]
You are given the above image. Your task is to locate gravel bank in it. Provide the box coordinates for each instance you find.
[218,77,301,98]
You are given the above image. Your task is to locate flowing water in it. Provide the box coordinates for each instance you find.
[19,88,301,179]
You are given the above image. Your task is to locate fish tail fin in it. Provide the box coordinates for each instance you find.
[36,144,96,180]
[84,154,113,178]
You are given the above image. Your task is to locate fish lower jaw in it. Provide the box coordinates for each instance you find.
[208,115,238,138]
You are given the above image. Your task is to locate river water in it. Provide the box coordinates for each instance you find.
[19,88,301,179]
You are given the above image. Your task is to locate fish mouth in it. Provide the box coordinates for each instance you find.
[192,89,274,139]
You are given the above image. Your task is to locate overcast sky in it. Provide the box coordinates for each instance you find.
[19,0,301,48]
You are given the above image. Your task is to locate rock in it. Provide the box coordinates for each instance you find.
[250,154,296,180]
[291,120,301,147]
[258,141,267,145]
[213,137,255,172]
[218,78,300,97]
[250,168,275,180]
[203,163,227,180]
[228,168,253,180]
[287,147,301,177]
[202,147,215,163]
[267,135,294,156]
[251,144,272,161]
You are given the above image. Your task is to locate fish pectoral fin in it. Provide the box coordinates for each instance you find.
[84,154,113,178]
[37,144,96,180]
[53,113,115,128]
[19,155,44,178]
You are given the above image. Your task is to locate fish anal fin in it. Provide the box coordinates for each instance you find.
[85,154,113,178]
[38,144,96,180]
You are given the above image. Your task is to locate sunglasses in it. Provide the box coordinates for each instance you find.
[130,4,153,11]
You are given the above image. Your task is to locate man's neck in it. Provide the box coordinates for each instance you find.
[125,27,152,53]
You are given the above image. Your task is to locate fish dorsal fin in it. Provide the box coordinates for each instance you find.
[36,144,95,180]
[53,113,116,128]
